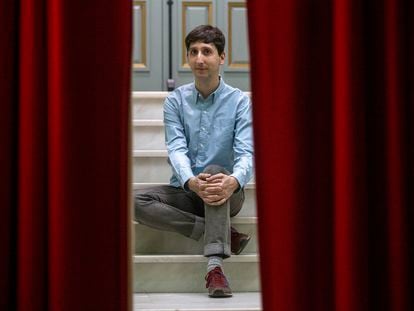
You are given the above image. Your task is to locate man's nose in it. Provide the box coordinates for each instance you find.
[195,52,204,62]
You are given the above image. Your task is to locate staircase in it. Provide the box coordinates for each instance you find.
[132,92,262,310]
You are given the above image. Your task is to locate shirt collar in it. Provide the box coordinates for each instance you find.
[192,76,224,104]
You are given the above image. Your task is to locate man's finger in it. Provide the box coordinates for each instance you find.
[203,193,222,201]
[204,186,222,193]
[205,182,222,189]
[197,173,211,180]
[206,173,225,182]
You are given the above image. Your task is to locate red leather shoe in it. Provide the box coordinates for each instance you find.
[205,267,233,298]
[231,227,251,255]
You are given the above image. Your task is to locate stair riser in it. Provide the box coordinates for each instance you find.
[238,189,256,217]
[134,293,262,311]
[132,98,164,120]
[135,222,258,255]
[133,157,171,183]
[133,126,165,150]
[134,261,260,293]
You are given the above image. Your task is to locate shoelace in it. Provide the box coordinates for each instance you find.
[205,268,228,288]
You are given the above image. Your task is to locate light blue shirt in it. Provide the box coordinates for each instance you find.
[164,78,254,189]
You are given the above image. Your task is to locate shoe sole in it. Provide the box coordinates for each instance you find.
[209,289,233,298]
[232,236,251,255]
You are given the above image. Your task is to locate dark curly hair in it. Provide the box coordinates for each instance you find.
[185,25,225,56]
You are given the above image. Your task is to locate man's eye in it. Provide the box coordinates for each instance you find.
[203,49,212,55]
[190,50,198,56]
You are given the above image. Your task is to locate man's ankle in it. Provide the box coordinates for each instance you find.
[207,255,223,272]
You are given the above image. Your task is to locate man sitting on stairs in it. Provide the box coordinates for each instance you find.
[134,25,254,298]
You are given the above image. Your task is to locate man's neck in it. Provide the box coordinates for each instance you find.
[195,77,220,99]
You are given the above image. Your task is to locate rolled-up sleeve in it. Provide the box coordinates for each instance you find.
[164,97,194,187]
[230,96,254,188]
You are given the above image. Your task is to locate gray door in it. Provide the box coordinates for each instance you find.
[132,0,164,90]
[133,0,250,91]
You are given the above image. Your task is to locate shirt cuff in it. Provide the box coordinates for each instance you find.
[179,167,195,189]
[230,172,244,192]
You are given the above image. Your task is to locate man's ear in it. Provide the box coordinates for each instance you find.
[220,52,225,65]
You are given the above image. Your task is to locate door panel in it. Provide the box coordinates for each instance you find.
[132,0,164,91]
[220,0,250,91]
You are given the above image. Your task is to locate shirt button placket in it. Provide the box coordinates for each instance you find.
[198,107,209,160]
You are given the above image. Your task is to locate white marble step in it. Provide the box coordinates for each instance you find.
[133,120,164,126]
[134,292,262,311]
[133,123,165,150]
[132,150,168,185]
[133,149,167,157]
[135,216,258,255]
[133,254,260,293]
[133,183,257,217]
[132,92,167,120]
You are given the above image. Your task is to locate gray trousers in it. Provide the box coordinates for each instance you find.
[134,165,244,259]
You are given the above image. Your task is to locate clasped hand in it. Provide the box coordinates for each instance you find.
[188,173,239,206]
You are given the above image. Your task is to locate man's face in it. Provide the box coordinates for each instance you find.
[187,41,225,81]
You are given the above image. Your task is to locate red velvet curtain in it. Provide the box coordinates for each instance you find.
[247,0,413,310]
[0,0,131,310]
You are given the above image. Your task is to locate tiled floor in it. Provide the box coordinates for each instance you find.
[134,292,262,311]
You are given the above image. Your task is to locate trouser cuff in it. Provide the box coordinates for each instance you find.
[204,242,231,259]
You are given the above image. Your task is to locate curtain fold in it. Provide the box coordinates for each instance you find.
[383,1,409,309]
[0,1,18,308]
[247,0,413,310]
[0,0,132,310]
[17,0,48,307]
